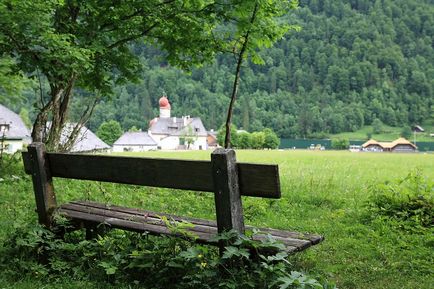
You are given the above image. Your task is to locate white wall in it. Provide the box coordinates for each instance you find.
[112,144,157,152]
[191,136,207,150]
[1,140,24,154]
[159,136,180,150]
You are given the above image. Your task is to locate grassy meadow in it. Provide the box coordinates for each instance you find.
[0,149,433,288]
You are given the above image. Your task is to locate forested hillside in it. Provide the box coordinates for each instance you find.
[14,0,434,138]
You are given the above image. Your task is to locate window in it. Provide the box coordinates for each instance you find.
[0,143,9,151]
[0,124,10,134]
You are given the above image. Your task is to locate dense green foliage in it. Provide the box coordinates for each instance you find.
[330,138,350,150]
[63,0,433,138]
[1,150,433,288]
[96,120,123,145]
[217,125,280,149]
[0,225,329,289]
[366,170,433,228]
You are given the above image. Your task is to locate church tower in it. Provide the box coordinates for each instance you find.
[159,96,171,118]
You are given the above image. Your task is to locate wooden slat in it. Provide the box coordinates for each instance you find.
[58,201,319,252]
[238,163,281,198]
[70,201,321,247]
[59,208,215,243]
[42,153,280,198]
[61,203,217,235]
[71,200,218,227]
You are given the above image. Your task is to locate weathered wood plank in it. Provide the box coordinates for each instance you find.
[212,149,245,234]
[61,203,216,235]
[58,201,308,251]
[27,143,57,227]
[238,163,281,198]
[36,153,280,198]
[58,207,216,243]
[64,201,318,249]
[21,151,32,174]
[73,201,323,245]
[70,200,218,227]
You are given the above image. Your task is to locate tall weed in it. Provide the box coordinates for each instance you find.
[365,170,433,229]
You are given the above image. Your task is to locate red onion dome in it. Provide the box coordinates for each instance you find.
[159,96,171,109]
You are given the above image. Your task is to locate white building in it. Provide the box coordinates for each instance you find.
[113,132,157,152]
[148,96,208,150]
[0,104,31,153]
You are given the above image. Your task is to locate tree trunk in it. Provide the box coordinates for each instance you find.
[31,75,79,152]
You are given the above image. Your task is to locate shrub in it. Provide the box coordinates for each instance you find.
[0,223,335,288]
[331,138,349,150]
[263,128,280,149]
[365,170,434,229]
[0,152,25,179]
[217,124,239,148]
[237,131,252,149]
[251,131,265,149]
[372,118,384,134]
[96,120,123,145]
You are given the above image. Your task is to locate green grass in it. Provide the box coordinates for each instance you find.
[331,125,434,142]
[1,150,433,288]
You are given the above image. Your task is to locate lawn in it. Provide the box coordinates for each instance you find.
[0,150,433,288]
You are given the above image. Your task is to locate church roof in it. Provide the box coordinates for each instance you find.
[149,117,207,137]
[0,104,31,140]
[113,132,157,146]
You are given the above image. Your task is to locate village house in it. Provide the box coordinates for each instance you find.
[0,104,31,153]
[63,124,111,152]
[412,125,424,133]
[38,122,110,153]
[113,131,157,152]
[361,138,417,152]
[147,96,208,150]
[207,130,218,149]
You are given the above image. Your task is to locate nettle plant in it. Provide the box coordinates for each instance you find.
[366,169,434,230]
[0,220,334,289]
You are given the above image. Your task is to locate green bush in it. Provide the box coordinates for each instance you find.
[331,138,349,150]
[263,128,280,149]
[0,223,334,289]
[365,170,434,229]
[0,152,25,179]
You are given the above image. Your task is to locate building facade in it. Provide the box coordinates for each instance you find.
[113,132,157,152]
[147,96,208,150]
[362,138,417,152]
[0,104,31,153]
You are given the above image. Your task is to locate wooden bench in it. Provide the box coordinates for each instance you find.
[22,142,323,253]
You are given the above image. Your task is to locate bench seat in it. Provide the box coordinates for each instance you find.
[59,200,323,253]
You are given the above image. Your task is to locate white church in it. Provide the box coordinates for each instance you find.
[113,96,208,152]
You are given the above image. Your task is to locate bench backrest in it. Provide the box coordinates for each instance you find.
[22,143,281,234]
